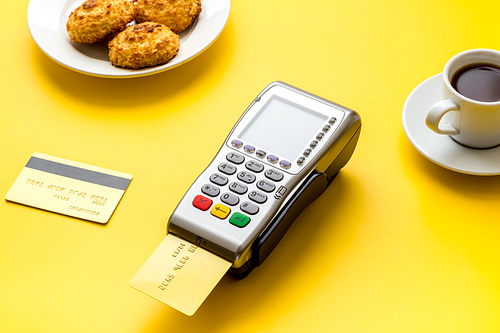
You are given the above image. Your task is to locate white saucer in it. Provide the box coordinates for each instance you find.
[27,0,230,78]
[402,73,500,176]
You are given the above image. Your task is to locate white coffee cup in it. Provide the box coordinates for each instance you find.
[425,48,500,149]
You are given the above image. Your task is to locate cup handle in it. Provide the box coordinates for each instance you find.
[425,99,460,135]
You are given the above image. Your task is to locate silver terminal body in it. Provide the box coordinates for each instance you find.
[168,81,361,268]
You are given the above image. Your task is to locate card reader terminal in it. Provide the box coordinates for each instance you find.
[167,81,361,278]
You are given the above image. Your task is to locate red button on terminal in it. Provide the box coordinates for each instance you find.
[193,195,212,211]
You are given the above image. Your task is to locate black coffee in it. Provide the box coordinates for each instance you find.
[451,63,500,102]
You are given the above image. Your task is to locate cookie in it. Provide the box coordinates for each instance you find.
[108,22,180,69]
[66,0,135,44]
[134,0,202,34]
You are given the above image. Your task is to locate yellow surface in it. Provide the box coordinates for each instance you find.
[1,0,500,332]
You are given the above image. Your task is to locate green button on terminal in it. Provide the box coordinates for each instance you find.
[229,212,251,228]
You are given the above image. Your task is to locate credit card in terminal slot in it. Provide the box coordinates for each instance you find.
[129,234,232,316]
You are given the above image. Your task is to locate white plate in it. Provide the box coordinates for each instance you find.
[27,0,230,78]
[402,73,500,176]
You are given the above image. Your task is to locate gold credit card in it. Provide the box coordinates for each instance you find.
[5,153,132,223]
[130,234,232,316]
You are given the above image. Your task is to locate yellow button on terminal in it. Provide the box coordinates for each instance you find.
[211,204,231,219]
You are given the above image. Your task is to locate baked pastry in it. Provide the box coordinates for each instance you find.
[108,22,180,69]
[66,0,135,44]
[134,0,202,34]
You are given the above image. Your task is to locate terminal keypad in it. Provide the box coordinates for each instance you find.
[193,152,285,228]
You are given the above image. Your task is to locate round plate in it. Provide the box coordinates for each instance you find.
[27,0,230,78]
[402,73,500,176]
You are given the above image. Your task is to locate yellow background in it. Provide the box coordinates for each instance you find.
[2,0,500,332]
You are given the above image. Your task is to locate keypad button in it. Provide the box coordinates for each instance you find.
[229,212,251,228]
[280,160,291,169]
[316,132,325,140]
[226,152,245,164]
[229,181,248,195]
[210,173,228,186]
[193,195,212,211]
[201,184,220,197]
[267,155,279,163]
[265,169,284,182]
[244,145,255,153]
[211,204,231,219]
[303,148,312,157]
[246,160,264,173]
[237,171,256,184]
[240,201,259,215]
[249,190,267,204]
[231,139,243,148]
[220,192,239,206]
[310,140,318,148]
[256,179,276,193]
[218,163,237,175]
[322,125,331,132]
[329,117,337,125]
[297,157,305,165]
[256,150,266,158]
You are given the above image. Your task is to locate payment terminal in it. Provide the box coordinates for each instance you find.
[167,81,361,278]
